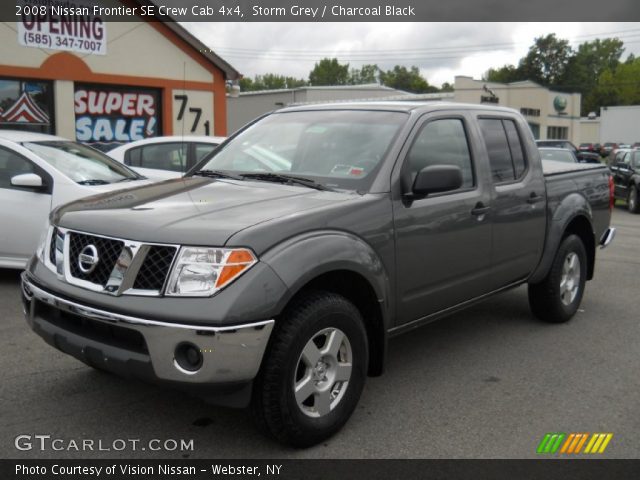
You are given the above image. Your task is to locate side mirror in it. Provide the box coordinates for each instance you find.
[11,173,43,189]
[412,165,463,196]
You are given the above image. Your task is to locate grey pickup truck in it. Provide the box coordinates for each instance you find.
[21,102,615,447]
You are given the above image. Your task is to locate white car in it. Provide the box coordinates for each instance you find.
[107,135,225,180]
[0,130,151,269]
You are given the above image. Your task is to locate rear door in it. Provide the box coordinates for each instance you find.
[392,113,493,325]
[476,115,546,290]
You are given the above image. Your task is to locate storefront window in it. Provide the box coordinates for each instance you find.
[0,77,54,134]
[74,83,162,150]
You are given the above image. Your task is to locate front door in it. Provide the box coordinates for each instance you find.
[0,145,52,265]
[392,114,493,326]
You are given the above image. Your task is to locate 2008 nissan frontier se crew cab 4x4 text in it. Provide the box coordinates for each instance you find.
[21,102,615,447]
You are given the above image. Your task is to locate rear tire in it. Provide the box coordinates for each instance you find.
[251,291,368,447]
[628,186,639,214]
[528,234,587,323]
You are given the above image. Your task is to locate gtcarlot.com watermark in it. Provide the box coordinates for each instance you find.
[15,434,194,452]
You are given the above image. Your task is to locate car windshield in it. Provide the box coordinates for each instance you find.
[193,110,408,191]
[539,149,576,163]
[22,141,140,184]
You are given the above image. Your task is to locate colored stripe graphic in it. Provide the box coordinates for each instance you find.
[538,433,613,454]
[537,433,565,454]
[584,433,613,454]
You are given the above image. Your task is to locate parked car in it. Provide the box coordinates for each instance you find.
[609,148,640,213]
[0,130,149,269]
[538,147,580,163]
[107,135,226,180]
[535,140,600,163]
[22,103,614,447]
[632,142,640,149]
[600,142,618,157]
[578,142,597,153]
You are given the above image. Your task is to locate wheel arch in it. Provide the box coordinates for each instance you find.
[261,231,391,377]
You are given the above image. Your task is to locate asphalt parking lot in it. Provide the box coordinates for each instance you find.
[1,208,638,459]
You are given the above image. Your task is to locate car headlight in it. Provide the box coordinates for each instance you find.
[165,247,257,297]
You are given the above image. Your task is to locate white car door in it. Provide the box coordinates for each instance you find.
[0,144,52,267]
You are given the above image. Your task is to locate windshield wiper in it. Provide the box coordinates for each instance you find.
[116,177,143,182]
[193,169,243,180]
[77,179,109,185]
[240,172,333,191]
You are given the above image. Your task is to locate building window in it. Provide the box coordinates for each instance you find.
[547,126,568,140]
[528,123,540,140]
[520,108,540,117]
[0,77,54,134]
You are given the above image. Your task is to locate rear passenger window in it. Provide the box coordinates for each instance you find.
[479,118,528,183]
[138,143,188,172]
[194,143,218,162]
[406,118,474,190]
[503,120,527,178]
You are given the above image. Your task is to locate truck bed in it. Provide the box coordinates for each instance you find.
[542,159,608,177]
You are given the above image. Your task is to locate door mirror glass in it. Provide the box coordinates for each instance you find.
[413,165,463,196]
[11,173,43,188]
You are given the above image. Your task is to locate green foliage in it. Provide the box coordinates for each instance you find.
[593,57,640,107]
[309,58,350,86]
[518,34,573,85]
[379,65,438,93]
[239,74,307,92]
[349,64,379,84]
[482,34,628,115]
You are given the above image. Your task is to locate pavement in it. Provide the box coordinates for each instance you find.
[1,208,638,459]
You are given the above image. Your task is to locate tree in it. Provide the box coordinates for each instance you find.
[349,64,379,84]
[518,34,573,86]
[561,38,624,114]
[483,64,525,83]
[380,65,438,93]
[239,74,306,92]
[440,82,454,92]
[309,58,350,86]
[593,57,640,108]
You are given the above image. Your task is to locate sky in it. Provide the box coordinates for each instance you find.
[182,22,640,87]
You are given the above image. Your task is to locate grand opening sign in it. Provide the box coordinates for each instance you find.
[75,85,162,144]
[16,0,107,55]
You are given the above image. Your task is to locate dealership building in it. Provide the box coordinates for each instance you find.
[0,2,239,148]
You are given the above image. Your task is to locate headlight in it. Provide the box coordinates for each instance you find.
[165,247,257,297]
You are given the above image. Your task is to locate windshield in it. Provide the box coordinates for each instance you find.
[22,141,140,184]
[193,110,408,191]
[539,149,576,163]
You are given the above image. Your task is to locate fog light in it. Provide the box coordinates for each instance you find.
[174,342,203,373]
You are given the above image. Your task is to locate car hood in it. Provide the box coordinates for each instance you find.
[52,177,357,245]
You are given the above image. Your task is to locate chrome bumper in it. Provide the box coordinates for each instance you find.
[599,227,616,249]
[21,273,274,384]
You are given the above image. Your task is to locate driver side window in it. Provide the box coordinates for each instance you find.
[407,118,475,189]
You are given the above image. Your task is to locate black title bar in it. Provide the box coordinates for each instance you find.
[3,0,640,22]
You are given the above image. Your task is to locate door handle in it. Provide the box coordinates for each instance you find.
[527,193,544,204]
[471,202,491,216]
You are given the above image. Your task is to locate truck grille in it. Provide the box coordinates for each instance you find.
[47,228,179,296]
[68,232,124,286]
[49,227,58,265]
[133,246,177,291]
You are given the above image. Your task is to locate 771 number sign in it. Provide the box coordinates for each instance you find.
[174,94,210,135]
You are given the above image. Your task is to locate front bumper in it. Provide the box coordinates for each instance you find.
[21,272,274,387]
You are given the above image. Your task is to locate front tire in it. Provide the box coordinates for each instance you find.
[528,234,587,323]
[251,291,368,447]
[628,186,639,214]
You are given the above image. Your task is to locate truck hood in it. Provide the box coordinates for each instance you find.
[52,177,357,245]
